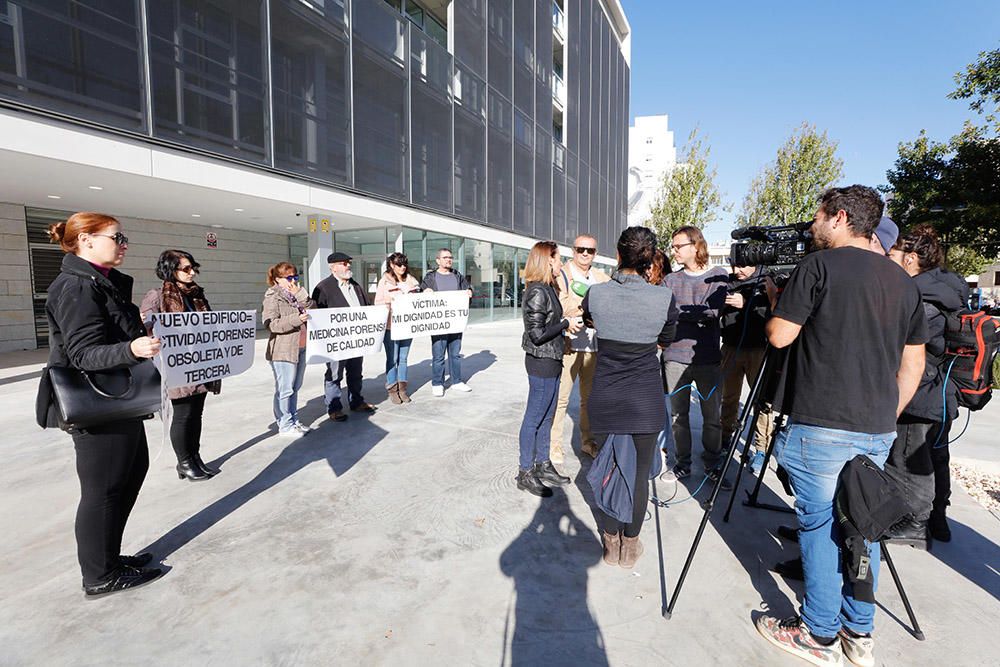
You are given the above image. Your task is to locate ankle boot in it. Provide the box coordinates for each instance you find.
[193,453,218,477]
[176,458,210,482]
[619,535,644,569]
[387,382,402,405]
[516,468,553,497]
[602,531,622,566]
[929,510,951,542]
[398,381,412,403]
[534,460,571,487]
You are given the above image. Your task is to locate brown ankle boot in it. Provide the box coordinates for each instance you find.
[602,531,622,566]
[397,381,412,403]
[619,535,644,569]
[387,382,402,404]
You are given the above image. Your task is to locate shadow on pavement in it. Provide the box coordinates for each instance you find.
[929,518,1000,602]
[499,487,607,667]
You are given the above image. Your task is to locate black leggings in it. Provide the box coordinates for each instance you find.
[598,433,658,538]
[170,393,207,462]
[73,419,149,585]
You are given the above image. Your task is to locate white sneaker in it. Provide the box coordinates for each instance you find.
[838,629,874,667]
[432,385,444,397]
[277,427,305,438]
[451,382,472,393]
[293,422,313,434]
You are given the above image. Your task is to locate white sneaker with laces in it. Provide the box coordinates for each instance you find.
[293,422,313,434]
[277,427,305,438]
[838,628,874,667]
[432,385,445,397]
[451,382,472,392]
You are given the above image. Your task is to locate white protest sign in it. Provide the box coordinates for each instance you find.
[390,291,469,340]
[306,305,389,362]
[152,310,257,388]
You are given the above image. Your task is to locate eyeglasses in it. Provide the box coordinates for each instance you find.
[177,265,200,274]
[92,232,128,246]
[670,242,695,251]
[574,247,597,255]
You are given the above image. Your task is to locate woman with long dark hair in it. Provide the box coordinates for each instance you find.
[375,252,421,403]
[584,227,678,568]
[140,250,220,481]
[886,224,968,544]
[40,212,164,597]
[516,241,583,497]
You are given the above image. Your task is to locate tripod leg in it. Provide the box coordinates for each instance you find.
[723,404,761,522]
[742,413,796,515]
[879,540,925,641]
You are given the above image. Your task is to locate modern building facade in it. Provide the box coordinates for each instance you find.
[0,0,630,351]
[627,114,676,227]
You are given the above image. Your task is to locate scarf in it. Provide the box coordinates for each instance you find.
[162,280,210,313]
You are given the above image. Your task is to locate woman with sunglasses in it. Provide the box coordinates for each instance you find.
[375,252,421,403]
[140,250,220,481]
[40,212,164,597]
[262,263,315,437]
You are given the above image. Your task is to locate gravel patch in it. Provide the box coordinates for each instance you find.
[953,462,1000,514]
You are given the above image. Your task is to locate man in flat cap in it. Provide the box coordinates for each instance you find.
[312,251,377,421]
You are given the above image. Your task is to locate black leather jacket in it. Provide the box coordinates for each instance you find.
[521,282,568,361]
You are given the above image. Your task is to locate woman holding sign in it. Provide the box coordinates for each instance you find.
[375,252,421,404]
[141,250,220,482]
[39,212,164,598]
[517,241,583,497]
[263,263,315,437]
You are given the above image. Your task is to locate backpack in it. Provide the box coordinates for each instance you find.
[943,309,1000,411]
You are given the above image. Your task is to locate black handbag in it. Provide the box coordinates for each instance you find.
[46,361,162,431]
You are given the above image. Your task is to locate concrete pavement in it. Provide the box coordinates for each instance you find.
[1,319,999,666]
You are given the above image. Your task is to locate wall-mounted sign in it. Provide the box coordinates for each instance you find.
[206,232,218,249]
[321,217,331,232]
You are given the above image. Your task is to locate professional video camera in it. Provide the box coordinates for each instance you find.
[728,221,814,268]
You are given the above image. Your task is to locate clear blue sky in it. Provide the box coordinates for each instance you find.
[621,0,1000,243]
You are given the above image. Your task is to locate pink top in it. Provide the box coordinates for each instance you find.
[375,274,420,329]
[87,261,111,278]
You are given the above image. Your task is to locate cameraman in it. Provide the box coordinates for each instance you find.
[719,265,774,474]
[754,186,927,666]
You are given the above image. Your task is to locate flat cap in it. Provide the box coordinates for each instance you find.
[327,251,353,263]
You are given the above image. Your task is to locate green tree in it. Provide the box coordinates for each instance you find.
[948,45,1000,135]
[943,244,991,279]
[647,127,728,245]
[737,123,844,227]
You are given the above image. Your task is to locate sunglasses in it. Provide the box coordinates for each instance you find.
[574,246,597,255]
[177,265,200,274]
[92,232,129,246]
[282,274,300,281]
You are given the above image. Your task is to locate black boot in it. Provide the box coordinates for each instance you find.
[193,452,219,477]
[885,516,932,550]
[176,458,210,482]
[929,510,951,543]
[534,460,571,487]
[516,468,553,497]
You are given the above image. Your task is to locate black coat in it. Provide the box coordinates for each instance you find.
[521,282,568,361]
[38,253,146,427]
[311,275,371,308]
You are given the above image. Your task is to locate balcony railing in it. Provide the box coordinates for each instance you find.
[552,2,566,40]
[552,71,566,109]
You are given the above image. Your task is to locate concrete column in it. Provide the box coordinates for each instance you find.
[306,214,332,294]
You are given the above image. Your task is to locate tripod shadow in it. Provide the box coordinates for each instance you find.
[499,488,607,666]
[143,412,388,561]
[929,518,1000,602]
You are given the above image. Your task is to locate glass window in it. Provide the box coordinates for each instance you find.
[401,227,426,282]
[512,0,533,116]
[333,228,387,299]
[565,151,578,243]
[452,0,485,76]
[149,0,268,162]
[410,31,453,213]
[577,0,590,166]
[565,0,579,155]
[534,128,552,239]
[454,63,486,222]
[513,109,533,236]
[552,149,566,245]
[491,243,519,320]
[270,0,351,185]
[486,89,512,229]
[464,239,493,323]
[424,232,464,276]
[486,0,510,99]
[425,15,447,49]
[352,0,408,200]
[0,0,145,131]
[534,0,552,128]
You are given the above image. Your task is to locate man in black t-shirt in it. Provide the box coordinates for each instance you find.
[754,186,928,667]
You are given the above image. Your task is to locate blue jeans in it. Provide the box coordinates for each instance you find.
[774,420,895,638]
[431,333,463,386]
[270,349,307,431]
[518,374,561,470]
[384,330,412,386]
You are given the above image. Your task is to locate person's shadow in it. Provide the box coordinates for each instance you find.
[143,400,388,561]
[499,488,607,666]
[381,349,498,396]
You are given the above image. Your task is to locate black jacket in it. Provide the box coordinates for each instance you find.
[419,269,470,293]
[903,267,966,421]
[720,268,770,348]
[38,253,146,427]
[311,275,371,308]
[521,282,568,361]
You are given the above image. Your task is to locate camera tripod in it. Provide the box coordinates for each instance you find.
[661,344,925,641]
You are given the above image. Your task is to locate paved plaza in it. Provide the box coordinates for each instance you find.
[1,320,998,666]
